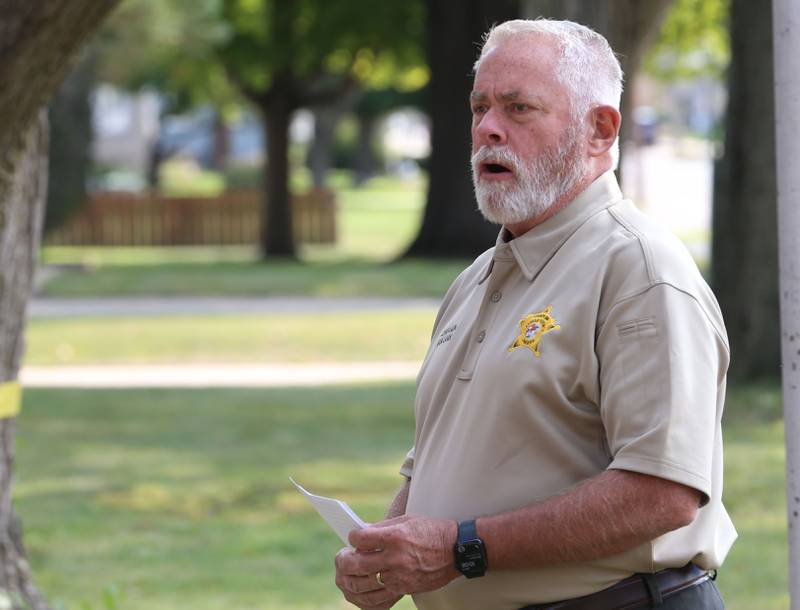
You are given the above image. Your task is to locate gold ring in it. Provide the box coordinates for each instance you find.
[376,571,385,587]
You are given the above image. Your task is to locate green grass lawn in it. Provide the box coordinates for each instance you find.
[714,383,789,609]
[17,385,417,610]
[13,383,789,610]
[37,258,465,299]
[24,310,437,365]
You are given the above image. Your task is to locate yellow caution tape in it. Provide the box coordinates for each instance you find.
[0,381,21,419]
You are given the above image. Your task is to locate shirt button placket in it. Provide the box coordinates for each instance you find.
[458,260,512,381]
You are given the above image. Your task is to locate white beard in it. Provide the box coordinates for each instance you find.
[471,127,587,226]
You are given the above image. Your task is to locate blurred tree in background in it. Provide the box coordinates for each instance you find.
[46,53,96,233]
[94,0,237,184]
[646,0,729,81]
[45,0,237,233]
[711,0,778,381]
[309,86,429,188]
[217,0,426,259]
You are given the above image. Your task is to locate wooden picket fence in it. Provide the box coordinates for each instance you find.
[44,189,336,246]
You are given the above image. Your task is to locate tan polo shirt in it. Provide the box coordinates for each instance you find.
[401,171,737,609]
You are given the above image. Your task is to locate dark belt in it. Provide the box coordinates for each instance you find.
[520,563,711,610]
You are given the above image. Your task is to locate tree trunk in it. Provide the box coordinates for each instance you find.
[307,84,362,188]
[46,52,95,232]
[261,93,296,258]
[354,113,377,186]
[404,0,520,259]
[711,0,778,381]
[307,105,341,189]
[210,110,230,173]
[146,138,168,191]
[0,113,49,610]
[0,3,121,607]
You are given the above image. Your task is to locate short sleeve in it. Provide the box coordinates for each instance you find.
[596,283,728,503]
[400,446,415,478]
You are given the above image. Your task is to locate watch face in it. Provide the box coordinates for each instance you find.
[456,540,486,577]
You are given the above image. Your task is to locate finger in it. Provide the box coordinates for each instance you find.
[337,570,371,593]
[335,547,362,574]
[370,570,408,597]
[343,588,399,609]
[336,546,385,577]
[337,548,384,576]
[341,573,385,595]
[349,524,397,551]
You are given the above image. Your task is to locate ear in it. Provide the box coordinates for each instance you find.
[586,105,620,157]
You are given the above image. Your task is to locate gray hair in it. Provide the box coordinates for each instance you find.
[474,19,624,121]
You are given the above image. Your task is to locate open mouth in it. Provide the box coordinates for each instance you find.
[481,162,514,177]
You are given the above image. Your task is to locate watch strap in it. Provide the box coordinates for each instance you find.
[458,519,479,543]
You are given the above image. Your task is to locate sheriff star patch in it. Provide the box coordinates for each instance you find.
[508,305,561,357]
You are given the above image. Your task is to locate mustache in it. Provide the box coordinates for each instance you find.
[471,146,523,173]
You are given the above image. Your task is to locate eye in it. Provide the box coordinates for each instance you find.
[471,104,488,115]
[510,103,529,113]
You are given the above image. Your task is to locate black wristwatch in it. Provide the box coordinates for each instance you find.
[453,519,487,578]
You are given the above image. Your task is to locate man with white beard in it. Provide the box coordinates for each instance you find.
[334,19,735,610]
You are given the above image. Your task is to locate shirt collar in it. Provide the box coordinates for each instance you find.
[486,170,623,282]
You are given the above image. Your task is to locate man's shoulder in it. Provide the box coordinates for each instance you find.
[601,199,704,289]
[595,199,725,339]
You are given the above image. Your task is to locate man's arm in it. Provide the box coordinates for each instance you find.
[384,477,410,519]
[343,469,701,596]
[477,469,700,569]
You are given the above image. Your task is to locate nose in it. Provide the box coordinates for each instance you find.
[473,107,507,147]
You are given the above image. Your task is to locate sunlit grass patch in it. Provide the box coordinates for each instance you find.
[25,309,437,365]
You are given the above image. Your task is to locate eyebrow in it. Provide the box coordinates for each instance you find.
[498,90,523,102]
[469,90,539,103]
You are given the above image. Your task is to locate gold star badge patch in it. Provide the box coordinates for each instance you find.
[508,305,561,357]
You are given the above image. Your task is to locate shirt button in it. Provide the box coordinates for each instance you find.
[491,291,502,303]
[477,330,486,343]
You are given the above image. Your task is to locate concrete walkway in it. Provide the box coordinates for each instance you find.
[28,296,440,318]
[20,361,420,388]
